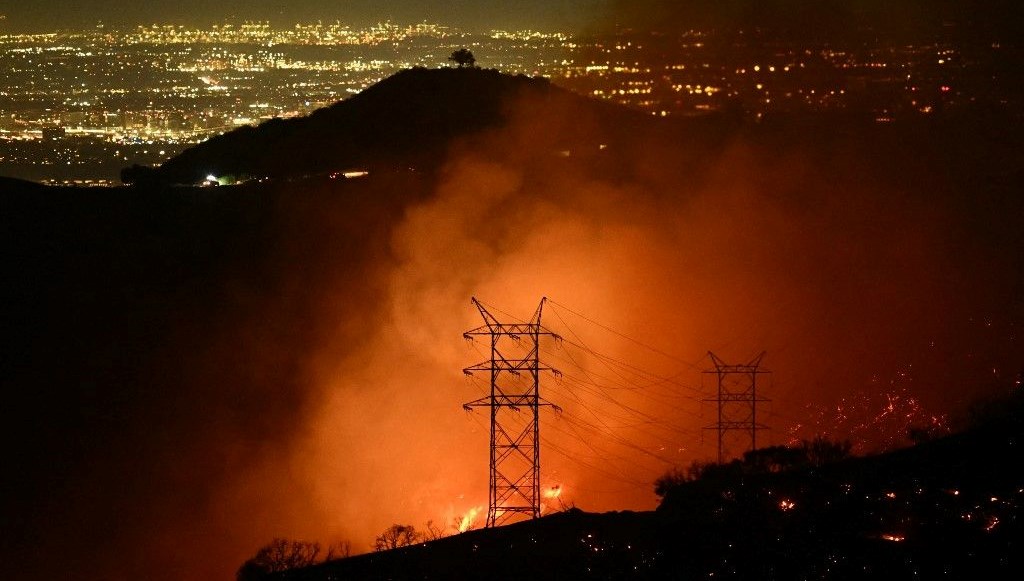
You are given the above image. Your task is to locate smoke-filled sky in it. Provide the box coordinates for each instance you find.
[4,82,1022,581]
[244,89,1020,580]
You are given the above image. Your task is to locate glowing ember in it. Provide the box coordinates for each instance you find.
[789,386,949,453]
[881,534,906,542]
[779,499,796,511]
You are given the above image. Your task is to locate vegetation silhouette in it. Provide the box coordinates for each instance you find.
[655,437,852,497]
[237,538,350,581]
[373,524,420,552]
[448,48,476,68]
[258,407,1024,579]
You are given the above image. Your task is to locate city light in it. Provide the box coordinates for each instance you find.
[2,19,1012,183]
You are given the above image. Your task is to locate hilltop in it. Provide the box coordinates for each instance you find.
[272,412,1024,580]
[130,67,652,185]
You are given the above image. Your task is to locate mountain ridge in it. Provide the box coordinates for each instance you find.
[131,67,648,185]
[268,415,1024,580]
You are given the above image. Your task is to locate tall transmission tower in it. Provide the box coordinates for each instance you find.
[463,297,560,527]
[703,351,770,463]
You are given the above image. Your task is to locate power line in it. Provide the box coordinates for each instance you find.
[556,336,704,396]
[460,297,746,516]
[548,298,708,373]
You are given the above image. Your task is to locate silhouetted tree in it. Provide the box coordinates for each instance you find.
[422,520,447,541]
[448,48,476,68]
[800,436,852,467]
[657,437,856,499]
[743,445,806,473]
[907,424,947,445]
[373,524,420,551]
[120,163,158,186]
[324,540,352,560]
[654,467,689,497]
[967,387,1024,429]
[236,538,323,581]
[236,559,269,581]
[654,459,743,496]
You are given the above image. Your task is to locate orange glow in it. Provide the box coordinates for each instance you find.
[131,80,1010,581]
[881,534,905,542]
[286,89,975,567]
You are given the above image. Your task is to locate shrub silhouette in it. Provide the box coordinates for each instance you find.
[373,524,420,551]
[448,48,476,68]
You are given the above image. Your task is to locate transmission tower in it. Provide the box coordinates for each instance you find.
[703,351,770,463]
[463,297,560,527]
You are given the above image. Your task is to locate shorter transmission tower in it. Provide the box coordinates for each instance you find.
[463,297,560,527]
[703,351,770,463]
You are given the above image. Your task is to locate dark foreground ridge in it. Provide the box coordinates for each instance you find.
[276,414,1024,580]
[129,67,646,186]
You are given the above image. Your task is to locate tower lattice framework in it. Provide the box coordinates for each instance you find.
[704,351,770,463]
[463,297,560,527]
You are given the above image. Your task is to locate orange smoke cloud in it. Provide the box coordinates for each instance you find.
[18,76,1018,581]
[266,85,1020,562]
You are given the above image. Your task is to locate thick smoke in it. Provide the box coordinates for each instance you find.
[6,84,1020,581]
[272,87,1021,571]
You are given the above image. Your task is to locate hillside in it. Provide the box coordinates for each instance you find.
[0,172,432,581]
[273,415,1024,580]
[134,67,651,185]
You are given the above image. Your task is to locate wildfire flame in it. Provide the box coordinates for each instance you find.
[544,485,562,499]
[458,506,483,532]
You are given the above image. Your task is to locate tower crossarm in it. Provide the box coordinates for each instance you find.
[463,360,559,375]
[463,324,560,339]
[463,396,561,411]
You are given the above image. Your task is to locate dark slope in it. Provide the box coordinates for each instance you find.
[277,418,1024,581]
[146,67,648,185]
[273,509,661,581]
[0,176,48,193]
[0,173,432,581]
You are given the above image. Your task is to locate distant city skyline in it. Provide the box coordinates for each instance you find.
[2,1,1022,40]
[0,1,607,33]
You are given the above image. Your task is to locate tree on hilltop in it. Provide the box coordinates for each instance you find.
[448,48,476,68]
[236,538,351,581]
[373,524,420,551]
[236,538,321,581]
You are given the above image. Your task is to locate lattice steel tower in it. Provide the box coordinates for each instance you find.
[463,297,560,527]
[704,351,770,463]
